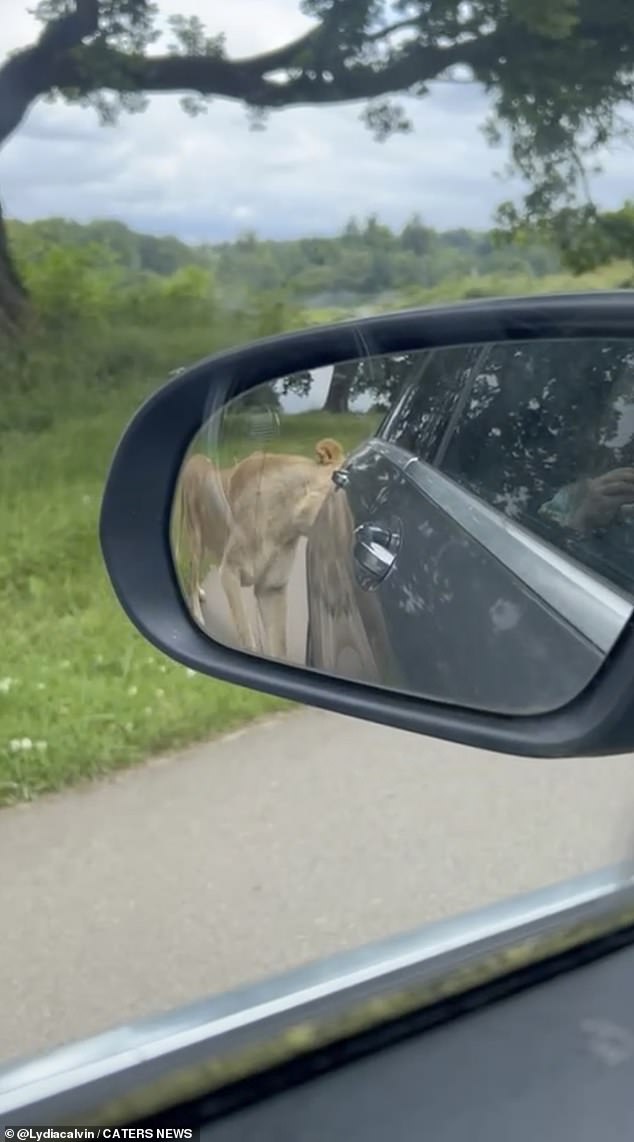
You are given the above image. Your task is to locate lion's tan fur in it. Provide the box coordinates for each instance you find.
[176,437,344,656]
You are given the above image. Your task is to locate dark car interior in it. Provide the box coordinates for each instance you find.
[135,924,634,1140]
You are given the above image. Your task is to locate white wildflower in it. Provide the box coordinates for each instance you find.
[6,734,40,753]
[127,685,138,697]
[0,677,13,694]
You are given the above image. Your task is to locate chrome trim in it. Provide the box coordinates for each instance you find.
[353,522,400,587]
[369,441,633,654]
[1,863,633,1125]
[332,468,350,489]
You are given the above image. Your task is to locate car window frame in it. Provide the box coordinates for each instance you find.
[376,343,494,466]
[374,347,439,444]
[2,866,633,1127]
[431,342,493,468]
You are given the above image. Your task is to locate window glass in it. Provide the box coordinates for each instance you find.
[381,345,479,463]
[439,338,634,594]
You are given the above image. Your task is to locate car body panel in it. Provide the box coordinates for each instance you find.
[305,439,622,715]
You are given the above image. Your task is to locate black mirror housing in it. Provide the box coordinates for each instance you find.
[99,292,634,759]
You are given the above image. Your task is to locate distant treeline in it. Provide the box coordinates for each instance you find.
[7,213,562,305]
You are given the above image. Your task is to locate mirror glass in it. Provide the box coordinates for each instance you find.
[170,337,634,716]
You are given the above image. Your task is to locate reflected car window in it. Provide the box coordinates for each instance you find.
[438,339,634,595]
[380,346,479,463]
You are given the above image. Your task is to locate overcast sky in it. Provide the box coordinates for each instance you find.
[0,1,631,243]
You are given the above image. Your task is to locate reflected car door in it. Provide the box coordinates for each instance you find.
[305,343,618,716]
[305,346,475,687]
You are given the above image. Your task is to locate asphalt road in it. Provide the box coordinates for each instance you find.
[2,705,634,1067]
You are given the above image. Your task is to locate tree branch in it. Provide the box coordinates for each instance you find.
[52,34,490,110]
[0,0,99,148]
[365,18,422,43]
[232,27,321,75]
[0,0,494,148]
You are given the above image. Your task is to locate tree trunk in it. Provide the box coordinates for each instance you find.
[322,364,351,413]
[0,200,29,332]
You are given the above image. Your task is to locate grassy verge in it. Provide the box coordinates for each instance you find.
[391,259,634,309]
[0,399,288,805]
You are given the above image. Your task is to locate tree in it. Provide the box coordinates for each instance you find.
[401,213,435,257]
[543,202,634,277]
[0,0,632,325]
[350,353,416,411]
[323,363,353,413]
[0,201,28,331]
[491,199,634,279]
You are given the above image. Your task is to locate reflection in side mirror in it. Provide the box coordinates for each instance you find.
[174,430,346,661]
[170,338,634,718]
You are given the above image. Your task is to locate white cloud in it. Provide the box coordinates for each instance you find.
[0,1,630,242]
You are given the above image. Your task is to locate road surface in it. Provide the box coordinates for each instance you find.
[2,705,634,1066]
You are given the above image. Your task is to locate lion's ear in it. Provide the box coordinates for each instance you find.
[314,437,343,465]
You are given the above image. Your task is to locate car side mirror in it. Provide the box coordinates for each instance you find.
[100,292,634,759]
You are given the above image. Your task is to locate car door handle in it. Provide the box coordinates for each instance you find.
[332,467,350,489]
[353,522,400,587]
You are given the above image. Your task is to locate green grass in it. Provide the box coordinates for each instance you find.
[0,437,289,806]
[389,259,634,309]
